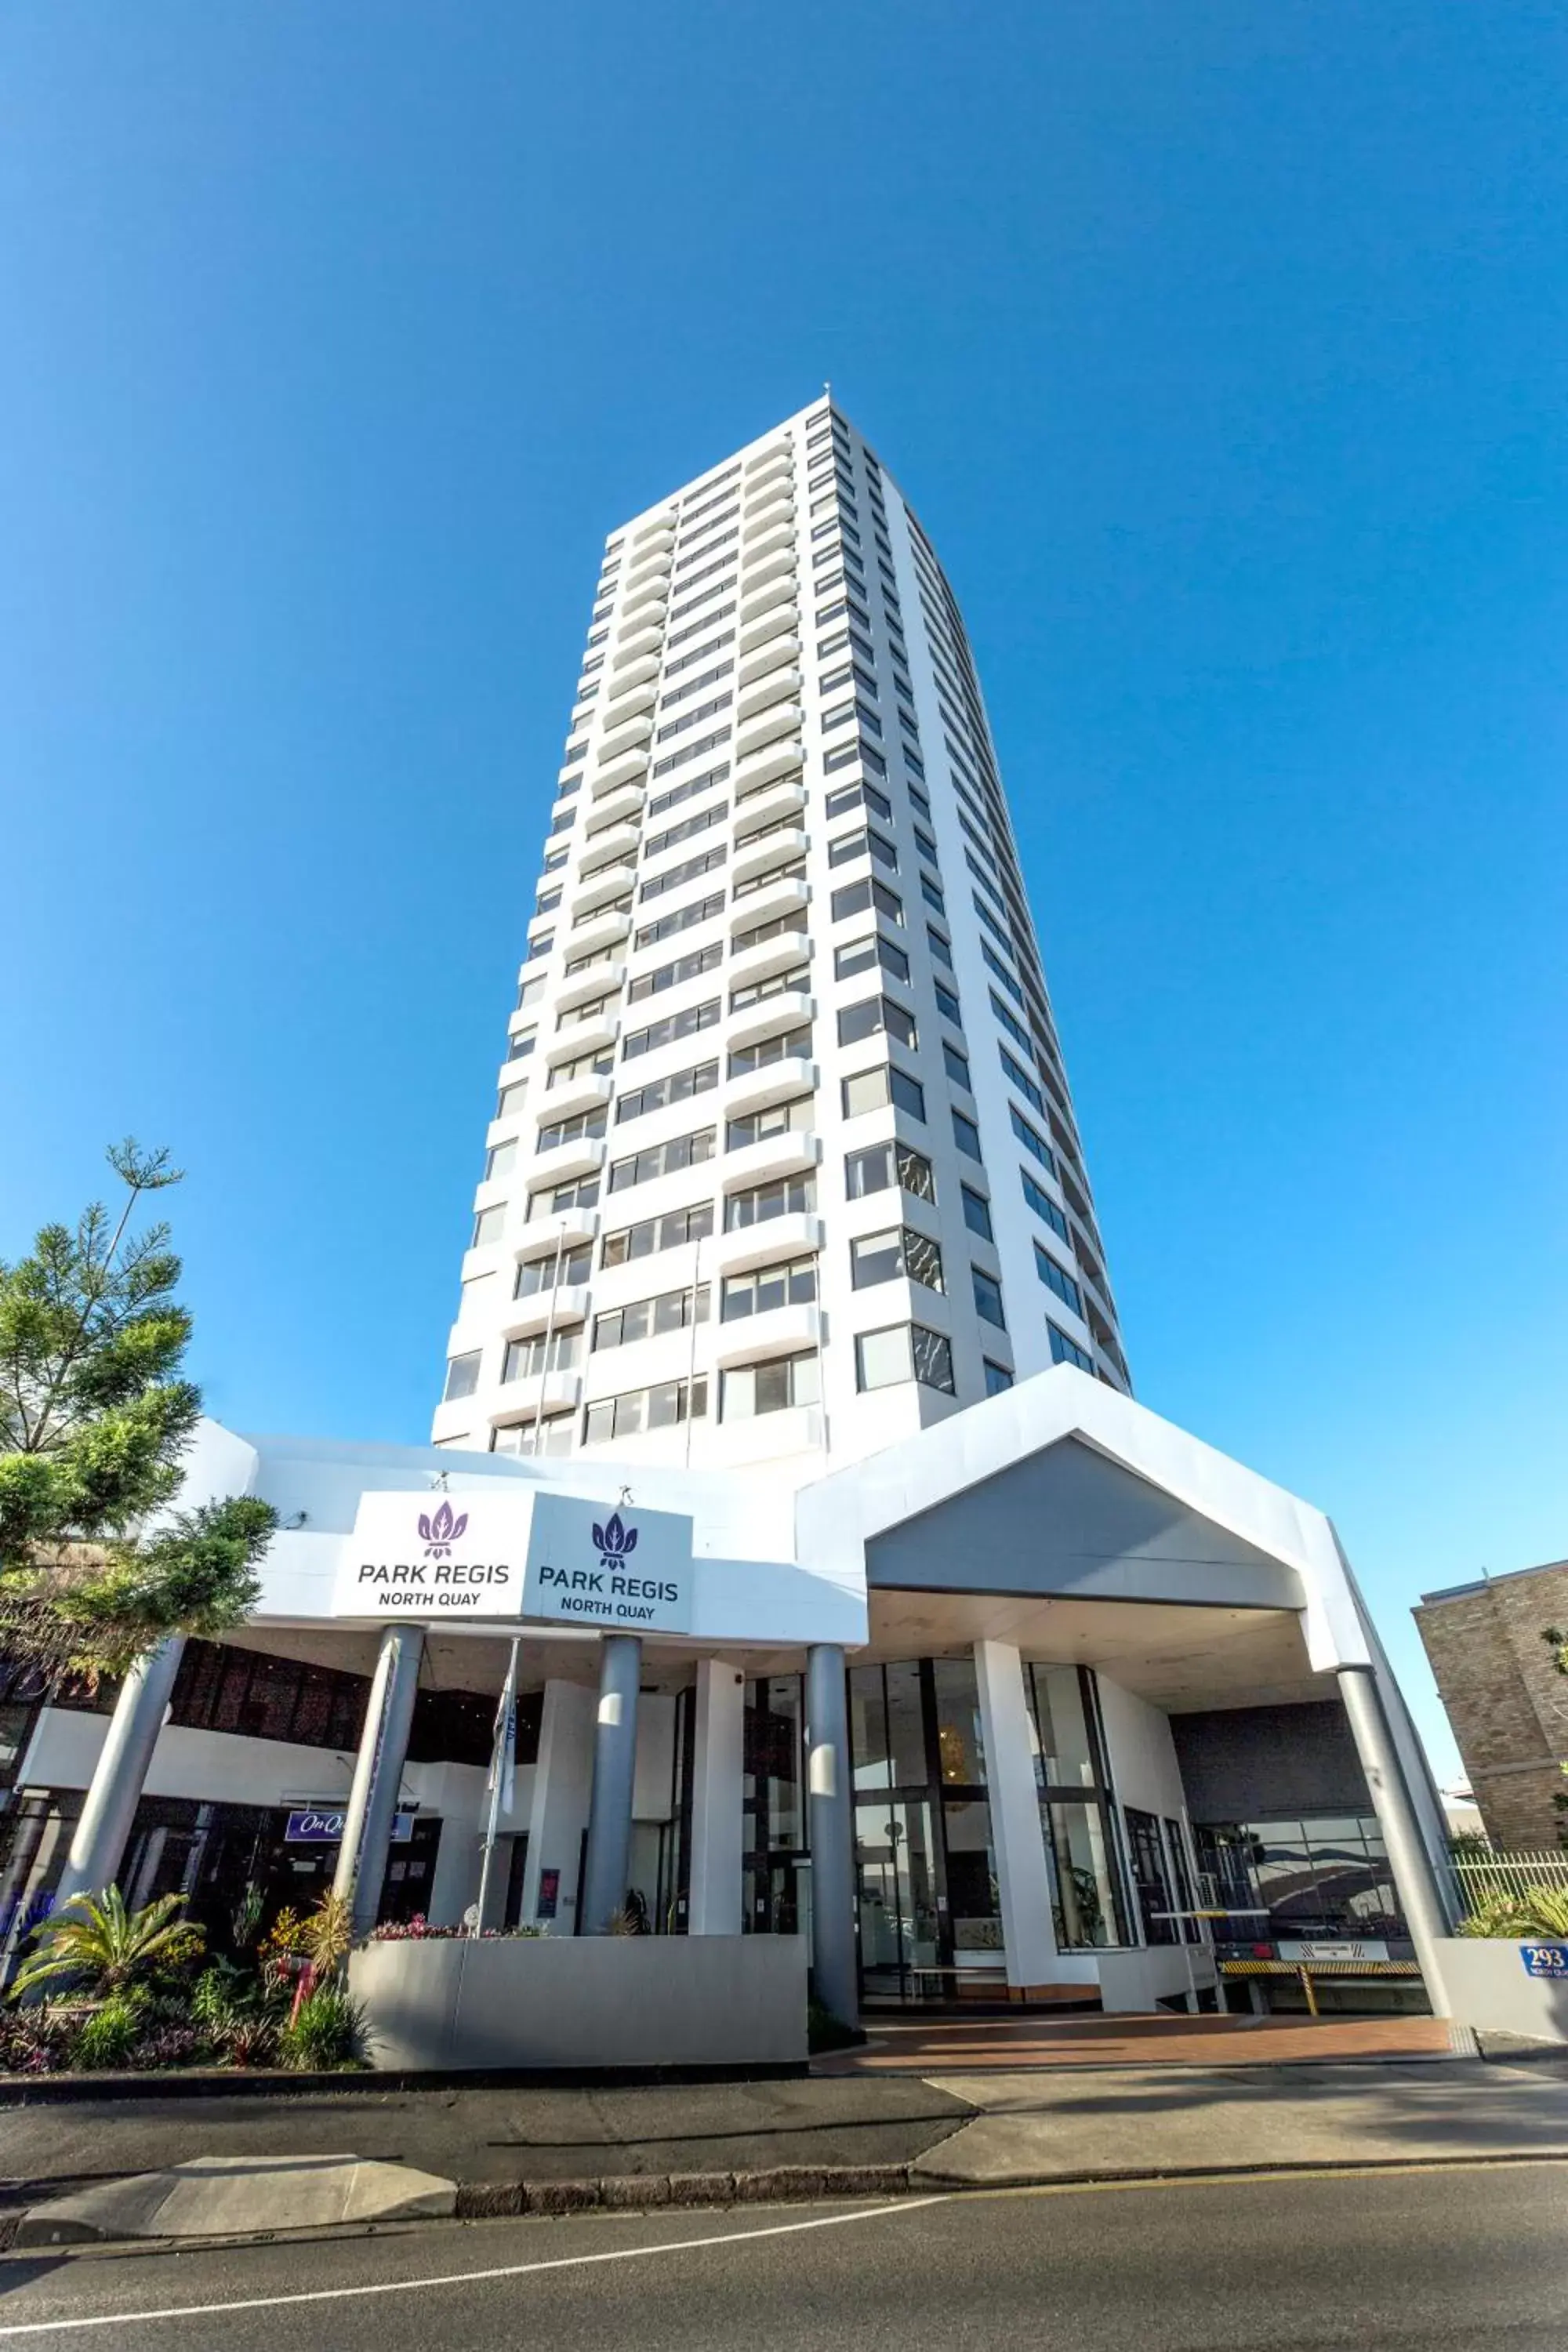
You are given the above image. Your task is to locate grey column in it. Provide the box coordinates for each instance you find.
[805,1642,858,2027]
[0,1795,53,1973]
[332,1626,425,1939]
[54,1635,186,1909]
[1337,1664,1452,2019]
[579,1635,641,1936]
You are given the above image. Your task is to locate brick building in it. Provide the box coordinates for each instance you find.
[1414,1559,1568,1850]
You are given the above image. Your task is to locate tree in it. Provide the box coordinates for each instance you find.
[1544,1628,1568,1849]
[9,1886,204,2002]
[0,1141,276,1680]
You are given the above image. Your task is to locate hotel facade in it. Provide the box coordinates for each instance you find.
[0,407,1458,2032]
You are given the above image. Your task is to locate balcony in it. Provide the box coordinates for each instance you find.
[612,622,663,665]
[727,929,812,993]
[489,1368,582,1428]
[624,547,672,589]
[619,583,668,629]
[733,777,805,842]
[596,711,654,760]
[720,1127,820,1193]
[528,1134,608,1190]
[576,819,641,869]
[591,748,650,797]
[736,665,802,724]
[586,782,645,831]
[502,1284,591,1343]
[732,824,806,887]
[741,546,796,597]
[739,598,799,655]
[738,632,800,687]
[514,1204,600,1256]
[565,905,631,960]
[546,1012,618,1063]
[630,514,676,550]
[723,1054,818,1122]
[569,866,637,923]
[735,702,802,762]
[733,739,804,800]
[728,875,809,936]
[606,647,659,688]
[742,490,793,538]
[601,678,657,729]
[743,446,793,489]
[538,1070,612,1124]
[727,991,815,1055]
[713,1210,824,1277]
[712,1302,822,1372]
[555,959,625,1012]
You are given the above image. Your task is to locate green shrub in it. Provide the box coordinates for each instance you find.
[278,1984,371,2072]
[1457,1888,1568,1939]
[71,1992,147,2071]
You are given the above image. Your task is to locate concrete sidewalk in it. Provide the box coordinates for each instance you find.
[8,2055,1568,2245]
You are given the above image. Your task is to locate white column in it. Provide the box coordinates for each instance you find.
[973,1639,1060,1992]
[688,1659,745,1935]
[55,1637,186,1908]
[521,1678,595,1932]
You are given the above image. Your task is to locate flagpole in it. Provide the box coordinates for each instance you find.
[474,1636,520,1938]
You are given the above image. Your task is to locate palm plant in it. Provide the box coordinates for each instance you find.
[10,1886,203,2002]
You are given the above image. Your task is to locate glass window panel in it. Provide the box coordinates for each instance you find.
[932,1659,985,1788]
[1025,1665,1097,1790]
[849,1665,892,1793]
[1043,1799,1125,1947]
[884,1661,927,1787]
[943,1799,1002,1951]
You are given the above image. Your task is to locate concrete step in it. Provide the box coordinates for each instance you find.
[15,2153,456,2245]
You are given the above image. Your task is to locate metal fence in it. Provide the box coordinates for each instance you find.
[1452,1850,1568,1914]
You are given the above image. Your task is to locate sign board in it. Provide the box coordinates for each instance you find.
[537,1867,561,1921]
[335,1490,526,1619]
[1277,1939,1388,1963]
[1521,1943,1568,1979]
[285,1806,413,1845]
[332,1488,695,1634]
[521,1492,693,1634]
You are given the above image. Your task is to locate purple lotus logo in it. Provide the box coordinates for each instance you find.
[419,1500,468,1559]
[593,1510,638,1568]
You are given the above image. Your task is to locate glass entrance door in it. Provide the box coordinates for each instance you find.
[855,1797,945,2001]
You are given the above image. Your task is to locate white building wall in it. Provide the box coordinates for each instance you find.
[431,400,1129,1473]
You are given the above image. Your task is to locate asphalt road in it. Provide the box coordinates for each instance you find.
[0,2160,1564,2348]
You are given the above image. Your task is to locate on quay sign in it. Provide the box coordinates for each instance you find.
[332,1487,694,1636]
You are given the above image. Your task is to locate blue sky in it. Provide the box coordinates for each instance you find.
[2,4,1564,1776]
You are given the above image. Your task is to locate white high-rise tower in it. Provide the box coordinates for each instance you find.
[433,401,1130,1471]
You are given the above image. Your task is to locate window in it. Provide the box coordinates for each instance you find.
[844,1141,935,1203]
[650,728,731,780]
[1000,1044,1046,1116]
[638,845,726,902]
[570,893,629,931]
[834,932,909,984]
[720,1257,817,1320]
[646,801,728,859]
[951,1109,982,1160]
[961,1186,993,1241]
[728,1022,811,1076]
[972,1267,1006,1327]
[827,824,897,872]
[851,1225,945,1293]
[726,1094,815,1151]
[824,780,891,823]
[515,1243,591,1297]
[1034,1244,1083,1317]
[725,1173,815,1229]
[635,891,725,950]
[842,1063,926,1120]
[720,1351,821,1421]
[443,1352,481,1402]
[943,1042,972,1091]
[731,853,806,902]
[927,926,953,969]
[829,877,903,926]
[616,1059,719,1123]
[547,1044,613,1088]
[920,874,946,913]
[628,940,724,1003]
[1020,1166,1071,1244]
[536,1107,608,1153]
[485,1139,518,1181]
[583,1377,707,1444]
[934,980,962,1025]
[734,905,808,954]
[471,1205,506,1247]
[855,1323,955,1395]
[557,989,617,1032]
[1009,1104,1055,1174]
[823,735,886,776]
[503,1326,582,1381]
[495,1081,529,1121]
[731,960,811,1011]
[601,1198,714,1267]
[647,760,729,820]
[528,1174,599,1218]
[608,1125,716,1192]
[984,1359,1014,1396]
[838,993,916,1050]
[1049,1323,1094,1372]
[622,998,720,1059]
[593,1283,710,1350]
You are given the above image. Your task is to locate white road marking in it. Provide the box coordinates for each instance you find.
[0,2196,950,2338]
